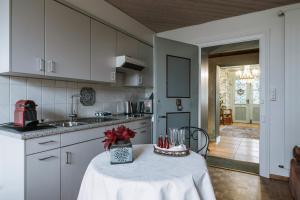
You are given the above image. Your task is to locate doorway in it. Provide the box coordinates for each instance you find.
[201,40,260,173]
[217,64,260,163]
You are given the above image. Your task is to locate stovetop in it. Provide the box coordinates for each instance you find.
[0,122,56,133]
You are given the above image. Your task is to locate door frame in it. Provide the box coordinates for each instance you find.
[197,31,270,178]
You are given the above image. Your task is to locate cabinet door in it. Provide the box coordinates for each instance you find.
[61,139,104,200]
[45,0,90,80]
[91,19,117,82]
[138,43,153,87]
[116,32,139,58]
[11,0,45,75]
[124,70,143,86]
[26,149,60,200]
[132,126,152,144]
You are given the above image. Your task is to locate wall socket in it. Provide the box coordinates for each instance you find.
[270,87,277,101]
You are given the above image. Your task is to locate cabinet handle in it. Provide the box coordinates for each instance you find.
[139,75,143,85]
[36,58,45,72]
[111,71,116,81]
[38,156,56,161]
[66,152,71,165]
[47,60,55,73]
[38,140,56,145]
[158,116,166,119]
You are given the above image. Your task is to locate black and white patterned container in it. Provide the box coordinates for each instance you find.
[110,141,133,164]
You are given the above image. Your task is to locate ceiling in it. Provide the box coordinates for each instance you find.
[105,0,300,32]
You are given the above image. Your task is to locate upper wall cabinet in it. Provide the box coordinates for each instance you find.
[0,0,45,75]
[117,32,139,58]
[0,0,153,87]
[11,0,45,75]
[138,42,153,87]
[45,0,90,80]
[91,20,117,83]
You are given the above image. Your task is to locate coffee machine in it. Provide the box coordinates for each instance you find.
[14,100,38,127]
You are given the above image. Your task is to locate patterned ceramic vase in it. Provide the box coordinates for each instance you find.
[110,140,133,164]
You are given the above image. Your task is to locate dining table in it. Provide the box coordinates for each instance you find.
[77,144,216,200]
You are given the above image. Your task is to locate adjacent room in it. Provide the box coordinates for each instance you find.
[1,1,300,200]
[201,41,261,173]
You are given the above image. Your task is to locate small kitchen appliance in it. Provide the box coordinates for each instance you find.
[140,99,153,114]
[14,100,38,127]
[124,101,133,115]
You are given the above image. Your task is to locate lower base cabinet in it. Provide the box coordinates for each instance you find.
[132,126,152,145]
[8,119,151,200]
[61,138,104,200]
[26,149,61,200]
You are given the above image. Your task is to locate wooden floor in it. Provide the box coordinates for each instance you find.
[209,167,292,200]
[209,136,259,163]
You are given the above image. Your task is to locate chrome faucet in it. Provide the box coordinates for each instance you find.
[69,94,81,121]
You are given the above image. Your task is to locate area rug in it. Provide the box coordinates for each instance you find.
[220,124,259,139]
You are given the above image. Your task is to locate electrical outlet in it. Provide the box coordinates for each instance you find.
[270,87,277,101]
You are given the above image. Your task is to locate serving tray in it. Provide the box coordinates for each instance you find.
[153,145,190,157]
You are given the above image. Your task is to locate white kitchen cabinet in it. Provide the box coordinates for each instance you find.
[61,138,104,200]
[45,0,90,80]
[124,70,143,86]
[25,134,60,155]
[11,0,45,75]
[138,42,153,87]
[116,33,153,87]
[117,32,139,58]
[132,125,152,144]
[0,0,45,75]
[0,119,151,200]
[91,19,117,82]
[26,149,60,200]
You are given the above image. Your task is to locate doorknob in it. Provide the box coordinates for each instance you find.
[158,116,166,118]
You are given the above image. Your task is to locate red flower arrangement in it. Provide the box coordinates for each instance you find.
[103,125,136,150]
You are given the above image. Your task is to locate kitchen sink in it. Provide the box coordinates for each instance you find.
[78,117,117,124]
[49,121,88,127]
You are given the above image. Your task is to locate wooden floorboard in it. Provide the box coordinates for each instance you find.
[209,167,292,200]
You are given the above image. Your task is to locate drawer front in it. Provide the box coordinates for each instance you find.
[131,126,152,145]
[26,135,60,155]
[61,127,105,147]
[125,119,151,130]
[26,149,60,200]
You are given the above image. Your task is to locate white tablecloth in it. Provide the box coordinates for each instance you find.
[78,144,215,200]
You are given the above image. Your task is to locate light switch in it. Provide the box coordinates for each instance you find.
[270,87,277,101]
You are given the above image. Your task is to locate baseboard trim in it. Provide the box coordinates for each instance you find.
[270,174,289,182]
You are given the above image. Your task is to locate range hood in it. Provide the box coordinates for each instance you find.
[116,55,146,72]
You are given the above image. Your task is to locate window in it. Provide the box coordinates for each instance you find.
[234,79,247,104]
[252,78,260,104]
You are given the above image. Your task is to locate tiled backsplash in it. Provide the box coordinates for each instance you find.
[0,76,146,123]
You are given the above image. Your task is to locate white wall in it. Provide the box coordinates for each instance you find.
[158,3,300,177]
[0,76,145,123]
[63,0,154,44]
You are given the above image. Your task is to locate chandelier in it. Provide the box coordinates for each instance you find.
[236,65,259,83]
